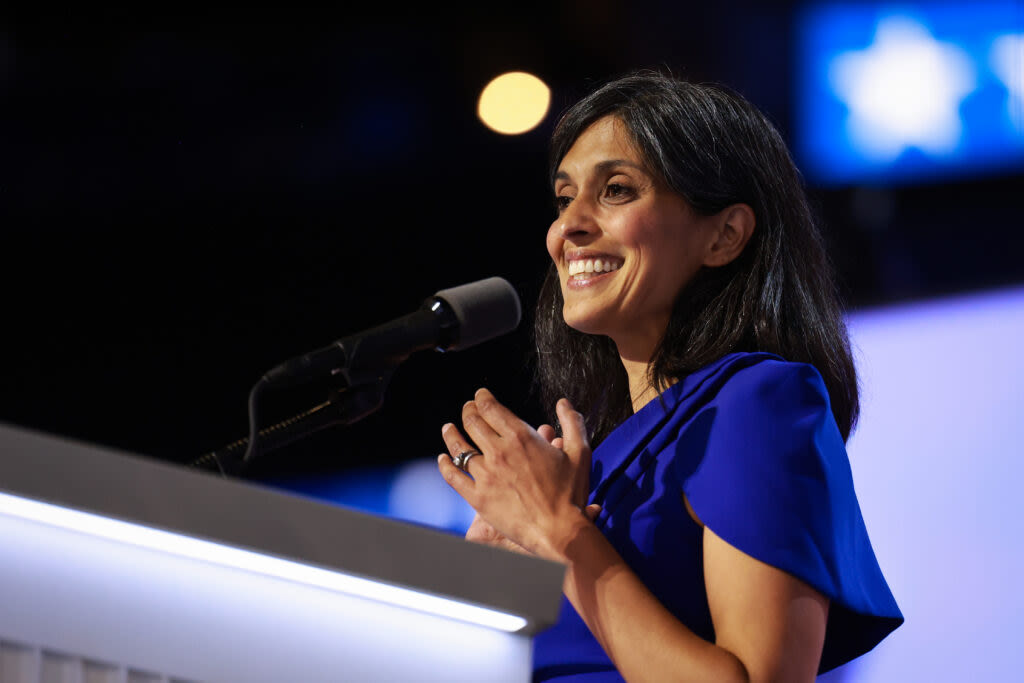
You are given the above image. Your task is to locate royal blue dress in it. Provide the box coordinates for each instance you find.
[532,352,903,681]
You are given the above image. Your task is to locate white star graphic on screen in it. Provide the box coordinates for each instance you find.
[990,33,1024,131]
[829,16,975,161]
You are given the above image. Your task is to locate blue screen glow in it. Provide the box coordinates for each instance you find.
[795,2,1024,185]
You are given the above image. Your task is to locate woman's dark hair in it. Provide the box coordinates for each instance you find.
[534,70,860,443]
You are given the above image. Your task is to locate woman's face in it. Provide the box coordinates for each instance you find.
[547,115,718,359]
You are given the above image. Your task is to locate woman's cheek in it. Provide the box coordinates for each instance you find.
[546,224,563,264]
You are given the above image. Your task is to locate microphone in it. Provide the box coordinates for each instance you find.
[262,276,522,388]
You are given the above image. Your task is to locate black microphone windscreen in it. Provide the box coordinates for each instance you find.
[433,277,522,351]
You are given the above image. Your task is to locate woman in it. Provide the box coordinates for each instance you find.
[437,71,902,682]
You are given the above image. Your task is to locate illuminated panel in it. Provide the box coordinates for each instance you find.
[819,285,1024,681]
[795,2,1024,184]
[0,492,531,683]
[0,490,525,634]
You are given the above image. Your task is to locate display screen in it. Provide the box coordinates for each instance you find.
[795,2,1024,185]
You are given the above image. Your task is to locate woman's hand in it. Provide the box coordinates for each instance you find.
[437,388,595,561]
[464,513,527,554]
[462,422,601,556]
[462,422,557,556]
[465,505,603,555]
[440,392,825,682]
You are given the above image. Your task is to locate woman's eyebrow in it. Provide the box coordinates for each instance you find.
[554,159,647,183]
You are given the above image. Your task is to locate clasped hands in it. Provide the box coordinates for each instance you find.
[437,388,600,561]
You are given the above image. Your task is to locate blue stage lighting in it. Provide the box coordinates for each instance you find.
[796,2,1024,185]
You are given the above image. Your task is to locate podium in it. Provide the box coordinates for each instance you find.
[0,423,565,683]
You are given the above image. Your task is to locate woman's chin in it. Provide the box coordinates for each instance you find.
[561,308,616,338]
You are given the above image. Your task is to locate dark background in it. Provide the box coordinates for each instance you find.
[2,4,1021,483]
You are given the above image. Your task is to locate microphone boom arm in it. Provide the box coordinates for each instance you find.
[261,299,459,389]
[190,277,520,477]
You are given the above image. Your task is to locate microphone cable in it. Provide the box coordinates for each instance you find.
[187,380,387,477]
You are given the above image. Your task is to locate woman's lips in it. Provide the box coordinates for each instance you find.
[566,268,617,289]
[563,255,623,289]
[566,256,623,276]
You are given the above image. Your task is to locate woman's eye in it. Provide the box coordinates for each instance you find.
[605,183,632,199]
[554,195,573,212]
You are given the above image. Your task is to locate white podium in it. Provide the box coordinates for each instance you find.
[0,423,565,683]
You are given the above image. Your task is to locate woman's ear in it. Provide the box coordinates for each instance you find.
[703,203,756,267]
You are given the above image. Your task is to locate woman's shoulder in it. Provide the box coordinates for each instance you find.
[612,351,835,463]
[678,353,903,673]
[697,350,824,381]
[716,351,828,403]
[668,351,831,417]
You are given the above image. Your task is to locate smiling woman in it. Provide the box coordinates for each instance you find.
[548,116,755,408]
[437,70,903,683]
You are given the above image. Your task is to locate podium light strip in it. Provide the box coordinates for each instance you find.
[0,491,528,633]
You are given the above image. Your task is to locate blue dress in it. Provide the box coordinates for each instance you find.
[532,352,903,681]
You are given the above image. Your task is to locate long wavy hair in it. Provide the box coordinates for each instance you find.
[534,70,859,445]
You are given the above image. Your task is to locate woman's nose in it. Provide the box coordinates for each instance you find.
[556,197,599,243]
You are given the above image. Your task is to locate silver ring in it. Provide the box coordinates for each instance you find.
[452,449,481,470]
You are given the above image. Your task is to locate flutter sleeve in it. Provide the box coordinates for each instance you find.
[680,358,903,673]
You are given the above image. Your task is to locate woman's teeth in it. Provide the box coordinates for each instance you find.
[568,259,622,277]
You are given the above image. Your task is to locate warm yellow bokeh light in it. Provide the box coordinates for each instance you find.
[477,71,551,135]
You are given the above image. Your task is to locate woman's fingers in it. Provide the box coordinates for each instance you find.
[537,424,556,443]
[461,400,503,452]
[556,397,589,453]
[440,422,472,459]
[464,389,548,462]
[471,388,527,438]
[557,398,592,507]
[440,422,484,479]
[437,452,476,503]
[465,513,531,555]
[439,388,592,556]
[538,424,564,451]
[465,513,497,544]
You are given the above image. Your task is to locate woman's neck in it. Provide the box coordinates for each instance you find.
[621,356,659,413]
[612,321,670,413]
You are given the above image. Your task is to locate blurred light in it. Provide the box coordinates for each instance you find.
[829,17,974,161]
[0,491,527,632]
[389,457,476,530]
[796,2,1024,185]
[990,32,1024,129]
[276,457,475,536]
[477,72,551,135]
